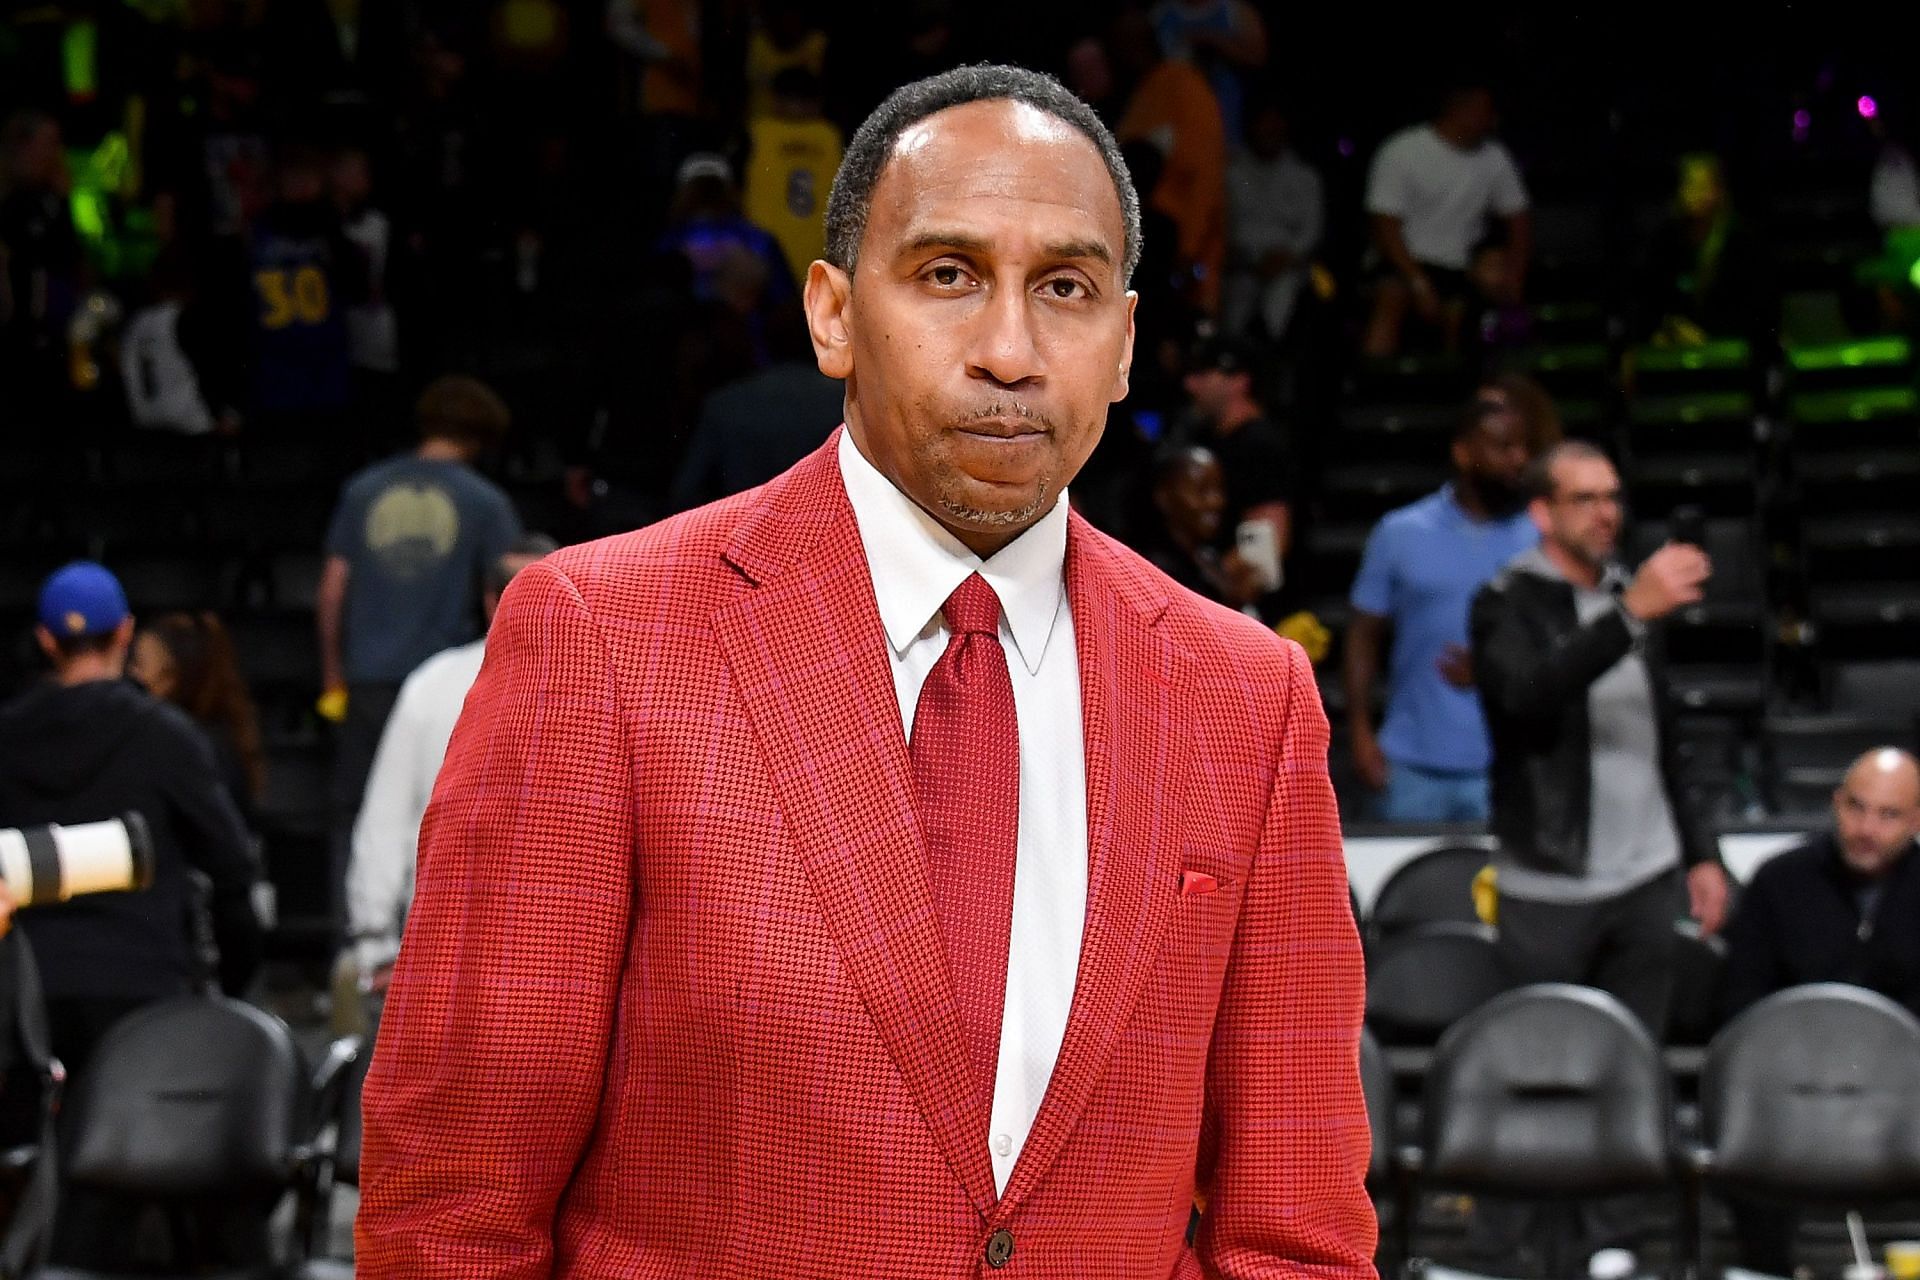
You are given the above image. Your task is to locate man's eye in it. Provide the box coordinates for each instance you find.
[931,265,964,286]
[1046,278,1085,299]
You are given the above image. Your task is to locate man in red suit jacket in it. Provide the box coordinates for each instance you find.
[359,64,1375,1277]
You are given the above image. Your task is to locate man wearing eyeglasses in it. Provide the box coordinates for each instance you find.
[1469,440,1731,1037]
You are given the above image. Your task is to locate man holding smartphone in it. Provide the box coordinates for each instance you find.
[1470,441,1731,1035]
[1178,336,1292,599]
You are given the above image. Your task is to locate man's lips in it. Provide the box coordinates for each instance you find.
[956,417,1048,439]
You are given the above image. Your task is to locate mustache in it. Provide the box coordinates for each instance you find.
[957,402,1056,431]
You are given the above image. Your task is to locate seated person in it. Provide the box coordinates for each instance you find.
[1719,746,1920,1276]
[1723,747,1920,1020]
[1637,154,1771,348]
[1362,80,1531,358]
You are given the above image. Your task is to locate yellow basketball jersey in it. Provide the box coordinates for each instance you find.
[744,116,843,285]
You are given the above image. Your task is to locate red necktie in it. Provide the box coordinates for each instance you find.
[911,572,1020,1113]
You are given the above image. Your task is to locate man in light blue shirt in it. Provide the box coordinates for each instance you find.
[1344,397,1538,821]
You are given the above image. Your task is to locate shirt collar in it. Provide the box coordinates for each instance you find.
[836,428,1068,675]
[1513,542,1630,593]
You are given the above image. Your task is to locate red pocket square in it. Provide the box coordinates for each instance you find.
[1180,870,1219,896]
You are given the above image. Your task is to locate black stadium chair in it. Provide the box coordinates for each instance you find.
[1625,388,1757,461]
[1684,985,1920,1272]
[1803,512,1920,589]
[1360,1026,1395,1193]
[0,932,62,1273]
[1359,1026,1403,1275]
[1629,451,1761,518]
[42,996,356,1276]
[1395,985,1676,1275]
[1827,660,1920,723]
[1367,844,1492,940]
[1364,921,1509,1046]
[1333,403,1455,465]
[1809,582,1920,661]
[296,1038,366,1268]
[1798,449,1920,518]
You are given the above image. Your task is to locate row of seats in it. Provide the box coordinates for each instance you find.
[1358,845,1703,1051]
[1370,983,1920,1275]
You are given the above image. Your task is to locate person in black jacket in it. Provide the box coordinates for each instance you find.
[0,563,262,1081]
[1470,441,1730,1036]
[1717,750,1920,1279]
[1724,748,1920,1019]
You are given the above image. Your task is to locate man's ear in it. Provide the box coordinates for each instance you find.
[1528,496,1553,538]
[805,260,855,381]
[1109,290,1139,404]
[109,617,136,665]
[32,627,56,666]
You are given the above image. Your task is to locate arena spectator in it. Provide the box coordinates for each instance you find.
[744,0,829,122]
[0,564,262,1078]
[1149,0,1268,145]
[1863,112,1920,327]
[344,535,557,1029]
[1362,80,1531,357]
[1222,96,1323,345]
[1638,153,1771,347]
[1869,112,1920,231]
[742,69,843,287]
[1177,336,1293,591]
[317,376,521,929]
[390,25,491,371]
[1479,369,1564,456]
[128,611,267,833]
[658,151,798,352]
[1113,9,1227,311]
[164,41,271,243]
[1139,444,1263,611]
[1470,441,1730,1034]
[608,0,707,200]
[608,0,704,119]
[119,250,227,435]
[669,304,843,509]
[244,144,358,425]
[1724,748,1920,1019]
[1345,395,1538,821]
[330,145,401,408]
[1718,748,1920,1273]
[0,110,83,413]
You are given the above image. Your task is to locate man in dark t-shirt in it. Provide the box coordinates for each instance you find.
[1178,336,1293,599]
[317,376,521,928]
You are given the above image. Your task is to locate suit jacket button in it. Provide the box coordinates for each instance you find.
[985,1228,1015,1268]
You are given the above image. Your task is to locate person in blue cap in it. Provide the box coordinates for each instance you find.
[0,562,262,1085]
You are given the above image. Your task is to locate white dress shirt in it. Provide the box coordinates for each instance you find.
[347,638,486,972]
[837,429,1089,1195]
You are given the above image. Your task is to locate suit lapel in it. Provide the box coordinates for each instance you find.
[1000,515,1197,1211]
[711,442,998,1215]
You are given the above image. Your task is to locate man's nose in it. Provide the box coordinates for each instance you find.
[967,286,1044,387]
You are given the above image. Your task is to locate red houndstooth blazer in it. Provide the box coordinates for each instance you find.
[357,430,1375,1278]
